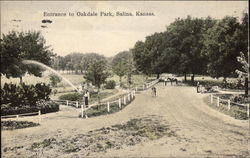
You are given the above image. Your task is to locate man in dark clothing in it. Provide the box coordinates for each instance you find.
[197,82,200,93]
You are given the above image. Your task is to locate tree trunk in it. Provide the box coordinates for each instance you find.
[191,74,194,83]
[157,73,160,79]
[19,76,23,84]
[245,77,248,96]
[184,74,187,81]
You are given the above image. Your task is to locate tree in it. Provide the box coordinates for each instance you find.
[131,41,152,76]
[236,52,249,96]
[112,51,132,85]
[202,16,247,79]
[163,16,215,82]
[49,74,62,87]
[0,31,54,83]
[84,56,110,90]
[144,32,165,78]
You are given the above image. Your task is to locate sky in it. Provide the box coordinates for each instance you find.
[1,1,248,57]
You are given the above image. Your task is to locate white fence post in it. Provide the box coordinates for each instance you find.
[66,100,69,106]
[135,87,138,92]
[124,96,126,105]
[107,102,110,112]
[38,110,41,116]
[227,100,231,111]
[81,104,84,118]
[217,97,220,107]
[16,115,19,118]
[119,99,121,108]
[210,94,213,103]
[76,101,79,108]
[247,104,249,117]
[131,92,134,98]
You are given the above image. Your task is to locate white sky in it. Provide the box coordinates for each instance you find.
[1,1,248,57]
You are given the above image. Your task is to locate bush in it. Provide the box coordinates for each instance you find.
[1,120,40,130]
[36,100,60,114]
[49,74,62,87]
[230,94,249,104]
[1,83,52,107]
[220,80,244,90]
[1,100,59,116]
[104,80,116,89]
[59,93,82,101]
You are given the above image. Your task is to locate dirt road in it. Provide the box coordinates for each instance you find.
[2,83,249,157]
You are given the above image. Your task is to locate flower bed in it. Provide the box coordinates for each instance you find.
[1,120,40,130]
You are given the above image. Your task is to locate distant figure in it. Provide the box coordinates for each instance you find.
[151,86,156,97]
[164,77,167,86]
[153,86,156,97]
[84,90,90,107]
[197,82,200,93]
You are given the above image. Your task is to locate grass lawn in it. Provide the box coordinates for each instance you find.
[2,73,153,92]
[203,96,249,120]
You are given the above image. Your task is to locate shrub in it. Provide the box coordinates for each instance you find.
[49,74,62,87]
[1,120,40,130]
[1,83,52,107]
[59,93,82,101]
[230,94,249,104]
[104,80,116,89]
[36,100,60,114]
[1,100,59,116]
[220,80,244,90]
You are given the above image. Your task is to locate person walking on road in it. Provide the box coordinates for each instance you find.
[164,77,167,86]
[197,82,200,93]
[153,86,157,97]
[151,86,157,97]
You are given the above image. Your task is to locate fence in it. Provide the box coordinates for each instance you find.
[133,79,159,92]
[53,99,82,108]
[80,79,160,118]
[1,110,41,119]
[210,94,249,117]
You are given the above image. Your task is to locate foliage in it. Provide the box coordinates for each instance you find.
[1,120,40,130]
[131,13,248,82]
[49,74,62,87]
[0,31,54,82]
[59,93,82,101]
[230,94,249,104]
[104,80,116,89]
[236,52,249,78]
[82,94,135,118]
[204,96,248,120]
[84,56,110,89]
[112,51,135,84]
[220,79,244,90]
[1,100,59,116]
[131,41,153,75]
[202,15,248,78]
[1,83,51,107]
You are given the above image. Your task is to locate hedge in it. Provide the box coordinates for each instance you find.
[1,100,59,116]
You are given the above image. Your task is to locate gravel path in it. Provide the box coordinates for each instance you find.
[2,83,249,157]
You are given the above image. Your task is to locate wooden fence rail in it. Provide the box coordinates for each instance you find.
[210,94,249,117]
[1,110,41,119]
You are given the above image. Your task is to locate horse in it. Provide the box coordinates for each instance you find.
[167,78,178,85]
